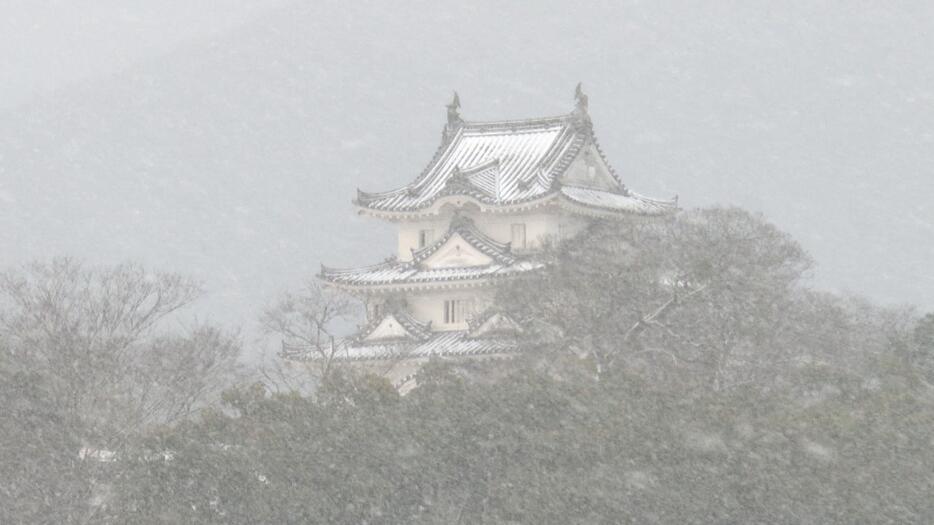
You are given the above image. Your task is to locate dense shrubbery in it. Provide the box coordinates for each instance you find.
[3,209,934,523]
[0,259,241,524]
[108,352,934,523]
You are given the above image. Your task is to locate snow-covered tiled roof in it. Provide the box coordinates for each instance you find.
[466,308,522,338]
[354,89,677,217]
[559,185,677,216]
[410,214,513,264]
[281,329,518,362]
[356,114,585,213]
[321,262,540,288]
[319,215,542,290]
[356,308,432,343]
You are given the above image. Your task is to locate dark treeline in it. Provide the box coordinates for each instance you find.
[2,208,933,523]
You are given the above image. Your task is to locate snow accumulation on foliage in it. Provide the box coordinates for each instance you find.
[2,209,934,523]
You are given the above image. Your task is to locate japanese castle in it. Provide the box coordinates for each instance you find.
[284,86,678,388]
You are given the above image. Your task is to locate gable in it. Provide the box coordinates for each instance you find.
[420,233,495,269]
[560,144,620,192]
[470,312,522,337]
[465,160,500,197]
[362,314,414,342]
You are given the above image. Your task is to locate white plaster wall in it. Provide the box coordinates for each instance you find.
[397,217,450,260]
[396,209,590,259]
[421,234,494,268]
[406,288,494,330]
[466,210,592,250]
[561,144,619,191]
[468,211,553,252]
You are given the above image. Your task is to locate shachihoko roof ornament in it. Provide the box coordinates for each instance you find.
[442,91,463,144]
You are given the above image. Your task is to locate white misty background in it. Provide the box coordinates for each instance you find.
[2,1,932,359]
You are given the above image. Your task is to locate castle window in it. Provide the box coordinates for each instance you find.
[443,299,474,324]
[418,229,434,248]
[511,223,527,249]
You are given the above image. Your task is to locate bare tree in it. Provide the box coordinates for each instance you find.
[132,324,243,425]
[0,258,240,443]
[259,280,356,382]
[0,258,243,523]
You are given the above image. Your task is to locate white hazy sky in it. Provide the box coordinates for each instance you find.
[2,1,933,357]
[1,0,288,109]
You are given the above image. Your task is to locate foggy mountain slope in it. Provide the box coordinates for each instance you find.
[0,0,290,111]
[1,1,932,348]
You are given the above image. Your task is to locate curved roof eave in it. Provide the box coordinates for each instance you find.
[353,192,562,219]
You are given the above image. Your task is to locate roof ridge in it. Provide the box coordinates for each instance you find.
[352,94,678,217]
[392,309,433,340]
[466,307,506,331]
[627,190,680,206]
[282,329,520,362]
[540,128,589,188]
[458,157,500,175]
[589,129,625,188]
[460,113,573,131]
[561,182,626,194]
[559,185,679,215]
[355,124,465,206]
[356,187,410,202]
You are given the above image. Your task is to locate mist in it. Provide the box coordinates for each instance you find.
[2,2,934,523]
[3,2,932,351]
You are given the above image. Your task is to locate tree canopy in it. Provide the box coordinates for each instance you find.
[3,210,933,523]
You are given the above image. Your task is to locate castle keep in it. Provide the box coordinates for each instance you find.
[285,86,677,388]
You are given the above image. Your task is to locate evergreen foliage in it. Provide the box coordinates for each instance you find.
[2,210,933,523]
